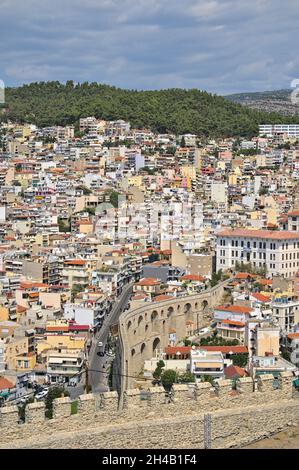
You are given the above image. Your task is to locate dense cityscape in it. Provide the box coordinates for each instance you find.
[0,115,299,448]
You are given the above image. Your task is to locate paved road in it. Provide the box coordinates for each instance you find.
[88,283,133,393]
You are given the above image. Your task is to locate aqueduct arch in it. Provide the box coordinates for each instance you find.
[119,279,230,391]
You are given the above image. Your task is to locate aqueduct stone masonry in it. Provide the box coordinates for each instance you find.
[118,280,229,391]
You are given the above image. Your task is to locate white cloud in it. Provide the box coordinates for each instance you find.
[0,0,299,94]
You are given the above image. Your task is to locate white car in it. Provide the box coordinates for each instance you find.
[98,341,103,348]
[199,327,210,335]
[35,390,48,400]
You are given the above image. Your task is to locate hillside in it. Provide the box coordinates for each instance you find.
[2,81,299,138]
[226,89,299,116]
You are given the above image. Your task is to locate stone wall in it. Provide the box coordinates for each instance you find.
[118,280,229,391]
[1,371,298,449]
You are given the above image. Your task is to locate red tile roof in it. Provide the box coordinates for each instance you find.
[46,326,69,332]
[165,346,191,355]
[258,279,273,286]
[200,346,248,354]
[136,278,160,287]
[69,325,89,331]
[219,319,245,327]
[218,229,299,240]
[224,365,248,379]
[215,305,252,314]
[0,377,14,391]
[287,333,299,340]
[235,272,255,280]
[180,274,206,282]
[251,292,271,303]
[164,345,248,355]
[64,260,86,266]
[153,295,173,302]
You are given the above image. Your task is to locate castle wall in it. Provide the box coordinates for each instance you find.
[1,371,298,449]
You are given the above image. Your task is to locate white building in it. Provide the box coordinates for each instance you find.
[190,348,224,381]
[270,292,299,333]
[216,229,299,278]
[259,124,299,138]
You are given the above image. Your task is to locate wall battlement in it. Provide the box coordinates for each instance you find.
[0,371,296,449]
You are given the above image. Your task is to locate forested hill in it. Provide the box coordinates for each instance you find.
[226,89,299,117]
[2,81,299,138]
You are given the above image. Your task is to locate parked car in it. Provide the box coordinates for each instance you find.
[35,390,48,400]
[199,327,210,335]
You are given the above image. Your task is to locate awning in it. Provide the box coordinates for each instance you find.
[294,378,299,388]
[195,362,221,368]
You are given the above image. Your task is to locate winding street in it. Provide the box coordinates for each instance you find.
[88,283,133,393]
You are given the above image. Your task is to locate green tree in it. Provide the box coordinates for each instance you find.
[259,187,269,196]
[201,375,214,384]
[161,369,177,391]
[153,360,165,380]
[104,190,121,208]
[71,284,86,301]
[232,353,249,367]
[178,371,195,383]
[18,396,35,421]
[3,81,299,138]
[58,217,71,233]
[45,387,70,419]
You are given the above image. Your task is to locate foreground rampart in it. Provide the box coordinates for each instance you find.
[1,372,298,449]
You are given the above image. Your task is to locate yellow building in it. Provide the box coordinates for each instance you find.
[37,334,85,355]
[127,176,143,188]
[4,337,29,369]
[0,306,9,322]
[13,353,36,371]
[79,221,94,235]
[181,166,196,180]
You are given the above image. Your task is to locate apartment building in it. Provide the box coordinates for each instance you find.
[216,229,299,278]
[270,292,299,332]
[245,320,280,358]
[259,124,299,138]
[190,348,224,381]
[46,348,84,385]
[216,319,245,343]
[61,259,90,288]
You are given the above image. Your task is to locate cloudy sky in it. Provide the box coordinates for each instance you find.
[1,0,298,94]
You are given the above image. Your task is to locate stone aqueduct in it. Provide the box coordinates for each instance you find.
[118,280,229,391]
